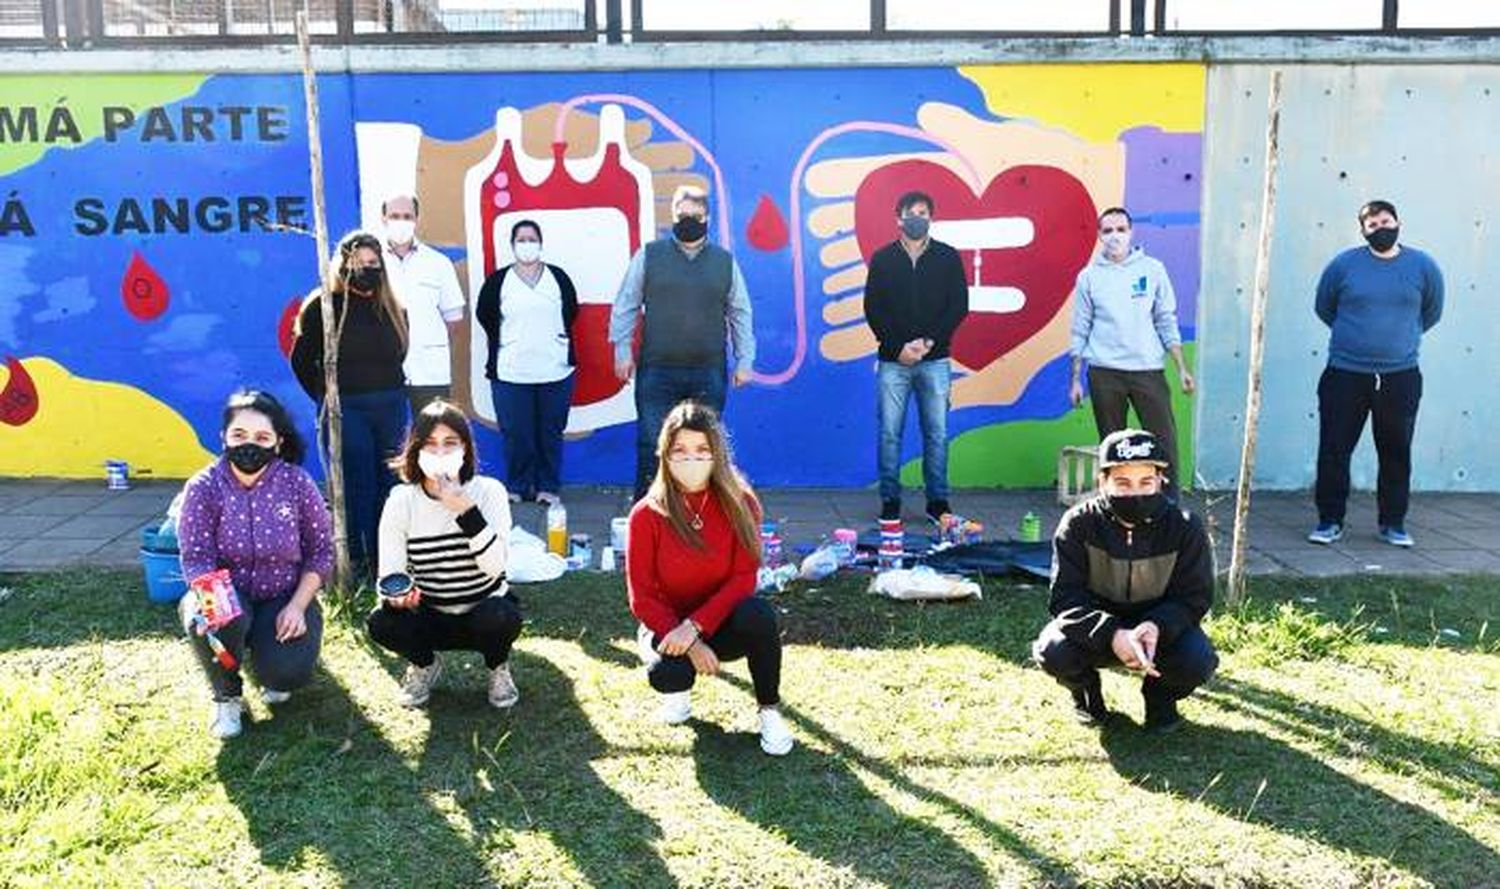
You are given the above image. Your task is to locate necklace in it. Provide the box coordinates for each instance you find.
[684,491,711,531]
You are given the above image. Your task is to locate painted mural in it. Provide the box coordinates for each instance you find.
[0,64,1204,486]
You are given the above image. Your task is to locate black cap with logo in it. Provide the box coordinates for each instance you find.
[1098,428,1169,469]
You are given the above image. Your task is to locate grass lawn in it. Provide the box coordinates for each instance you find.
[1,567,1497,888]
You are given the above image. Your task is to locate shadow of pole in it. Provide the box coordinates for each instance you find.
[1201,675,1500,812]
[1097,718,1500,888]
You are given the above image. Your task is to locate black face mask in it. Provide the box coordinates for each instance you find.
[1364,226,1399,253]
[347,266,382,293]
[226,443,275,474]
[1104,492,1165,526]
[673,217,707,243]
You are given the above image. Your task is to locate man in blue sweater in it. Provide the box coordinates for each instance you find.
[1309,200,1444,547]
[1069,207,1195,490]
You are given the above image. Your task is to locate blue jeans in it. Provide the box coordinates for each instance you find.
[491,376,575,500]
[634,364,726,498]
[336,388,408,569]
[876,359,951,503]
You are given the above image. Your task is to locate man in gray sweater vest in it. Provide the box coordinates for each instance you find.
[1069,207,1195,490]
[610,185,756,499]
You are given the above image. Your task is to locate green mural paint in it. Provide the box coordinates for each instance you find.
[903,344,1199,489]
[0,74,209,176]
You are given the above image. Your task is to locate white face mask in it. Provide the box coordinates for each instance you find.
[667,457,714,491]
[418,448,464,481]
[1101,231,1131,257]
[513,241,542,264]
[385,219,417,245]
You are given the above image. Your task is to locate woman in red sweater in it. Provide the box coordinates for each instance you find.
[627,401,794,756]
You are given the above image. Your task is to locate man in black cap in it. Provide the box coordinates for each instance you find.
[1031,428,1218,732]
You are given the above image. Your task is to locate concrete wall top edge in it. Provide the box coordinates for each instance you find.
[5,35,1500,75]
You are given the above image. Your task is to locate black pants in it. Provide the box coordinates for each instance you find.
[366,595,523,670]
[640,597,782,706]
[1031,619,1218,705]
[179,592,324,702]
[1088,366,1179,488]
[1315,366,1422,527]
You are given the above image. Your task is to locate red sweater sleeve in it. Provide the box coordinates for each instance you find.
[687,493,761,637]
[626,504,684,637]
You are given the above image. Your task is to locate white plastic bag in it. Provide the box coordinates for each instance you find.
[506,525,567,583]
[868,566,981,602]
[799,544,841,581]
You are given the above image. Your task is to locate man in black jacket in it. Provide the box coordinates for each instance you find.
[863,190,969,524]
[1032,429,1218,732]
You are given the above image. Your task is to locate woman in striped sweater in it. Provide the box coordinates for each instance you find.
[368,400,523,709]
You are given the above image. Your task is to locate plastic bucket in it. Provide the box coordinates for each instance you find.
[141,549,186,604]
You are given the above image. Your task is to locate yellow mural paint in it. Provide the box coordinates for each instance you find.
[0,357,213,478]
[0,73,209,176]
[958,64,1205,142]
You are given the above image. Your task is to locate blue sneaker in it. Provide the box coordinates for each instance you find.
[1307,522,1343,545]
[1379,525,1415,548]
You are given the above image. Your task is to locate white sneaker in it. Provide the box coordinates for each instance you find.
[210,698,244,739]
[261,688,291,705]
[488,663,520,709]
[398,657,443,707]
[758,707,794,756]
[657,690,692,724]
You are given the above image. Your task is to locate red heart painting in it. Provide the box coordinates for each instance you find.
[853,160,1097,371]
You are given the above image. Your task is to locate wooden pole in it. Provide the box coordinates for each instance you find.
[297,6,351,589]
[1227,69,1284,608]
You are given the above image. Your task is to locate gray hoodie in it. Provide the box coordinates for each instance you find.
[1070,247,1181,371]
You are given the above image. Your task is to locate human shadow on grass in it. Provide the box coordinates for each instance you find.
[215,662,500,887]
[689,720,995,889]
[1201,675,1500,809]
[1098,716,1500,889]
[706,672,1080,888]
[417,650,679,889]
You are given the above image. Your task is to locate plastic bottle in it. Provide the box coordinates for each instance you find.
[546,500,568,556]
[1020,511,1041,543]
[760,521,783,568]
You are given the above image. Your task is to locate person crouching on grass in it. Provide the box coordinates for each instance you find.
[368,400,523,710]
[626,400,794,755]
[1031,429,1218,733]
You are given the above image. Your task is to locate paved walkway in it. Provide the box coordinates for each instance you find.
[1,477,1497,576]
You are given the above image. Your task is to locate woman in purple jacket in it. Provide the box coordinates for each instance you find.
[177,390,334,738]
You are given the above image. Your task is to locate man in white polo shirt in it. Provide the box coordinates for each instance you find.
[381,193,466,418]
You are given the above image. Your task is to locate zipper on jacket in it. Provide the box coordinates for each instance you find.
[1124,526,1134,602]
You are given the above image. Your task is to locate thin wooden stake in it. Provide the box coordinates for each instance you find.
[297,7,351,590]
[1228,69,1284,608]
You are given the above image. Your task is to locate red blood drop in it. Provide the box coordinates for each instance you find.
[0,356,39,426]
[121,251,170,321]
[277,296,303,358]
[746,193,789,252]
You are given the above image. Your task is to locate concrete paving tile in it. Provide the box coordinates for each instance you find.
[1270,548,1363,577]
[84,495,177,518]
[1427,526,1500,549]
[0,537,108,569]
[0,513,71,539]
[46,514,156,540]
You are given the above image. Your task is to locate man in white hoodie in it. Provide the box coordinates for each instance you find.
[1069,207,1195,489]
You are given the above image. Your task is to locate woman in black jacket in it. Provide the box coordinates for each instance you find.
[290,230,409,572]
[474,219,579,505]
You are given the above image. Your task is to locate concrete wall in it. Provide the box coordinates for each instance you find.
[1197,64,1500,491]
[0,38,1497,490]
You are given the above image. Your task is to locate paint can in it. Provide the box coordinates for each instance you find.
[105,460,130,490]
